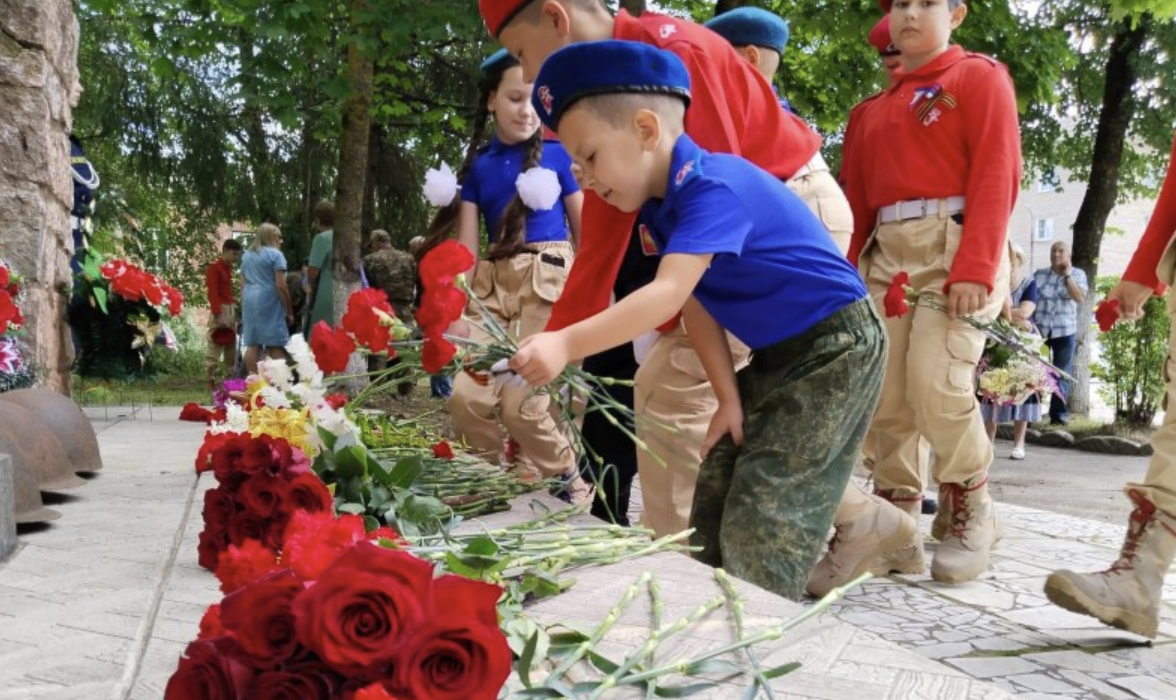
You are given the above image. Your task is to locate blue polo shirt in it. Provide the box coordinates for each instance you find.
[461,136,580,244]
[639,134,866,350]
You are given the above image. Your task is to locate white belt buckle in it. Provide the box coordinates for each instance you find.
[903,198,928,221]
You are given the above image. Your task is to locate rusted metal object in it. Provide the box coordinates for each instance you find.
[0,402,85,493]
[0,436,61,525]
[0,388,104,473]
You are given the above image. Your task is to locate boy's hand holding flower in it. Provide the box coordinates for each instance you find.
[946,281,988,319]
[509,331,571,386]
[1101,280,1154,324]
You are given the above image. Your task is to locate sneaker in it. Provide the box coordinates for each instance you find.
[1010,446,1026,460]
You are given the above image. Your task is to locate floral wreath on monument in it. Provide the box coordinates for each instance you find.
[0,246,35,392]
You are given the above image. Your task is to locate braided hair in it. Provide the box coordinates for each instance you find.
[416,54,545,263]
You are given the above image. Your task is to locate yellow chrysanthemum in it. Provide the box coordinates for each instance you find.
[246,376,270,410]
[249,406,316,457]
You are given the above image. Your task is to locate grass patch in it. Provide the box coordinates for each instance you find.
[1035,415,1155,443]
[72,374,210,407]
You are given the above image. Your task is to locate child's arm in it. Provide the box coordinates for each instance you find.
[457,202,480,266]
[564,191,584,250]
[681,297,743,458]
[510,253,710,385]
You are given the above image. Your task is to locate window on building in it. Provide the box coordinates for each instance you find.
[1037,170,1061,193]
[1033,218,1055,242]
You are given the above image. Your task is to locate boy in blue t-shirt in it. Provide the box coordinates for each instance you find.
[507,41,887,599]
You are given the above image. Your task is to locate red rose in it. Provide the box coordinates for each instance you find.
[341,289,395,353]
[237,475,287,519]
[227,512,268,546]
[419,240,474,290]
[203,487,236,533]
[247,669,336,700]
[281,512,366,582]
[0,289,20,330]
[210,433,254,484]
[395,619,512,700]
[286,472,334,515]
[197,431,246,474]
[215,539,281,593]
[164,638,255,700]
[198,529,229,571]
[264,512,292,552]
[351,682,402,700]
[1096,298,1121,333]
[292,542,434,675]
[311,322,356,374]
[220,569,304,665]
[884,272,912,318]
[432,441,454,460]
[421,334,457,374]
[432,575,503,628]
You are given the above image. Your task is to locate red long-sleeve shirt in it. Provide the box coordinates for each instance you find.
[544,9,822,331]
[1123,132,1176,293]
[205,258,234,315]
[843,46,1022,293]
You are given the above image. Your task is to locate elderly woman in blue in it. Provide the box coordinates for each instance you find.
[417,49,584,491]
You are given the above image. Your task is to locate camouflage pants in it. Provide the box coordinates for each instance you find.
[689,298,887,600]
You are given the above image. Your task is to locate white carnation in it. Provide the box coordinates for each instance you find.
[424,163,460,206]
[258,386,292,409]
[210,403,250,434]
[258,358,294,390]
[515,167,561,210]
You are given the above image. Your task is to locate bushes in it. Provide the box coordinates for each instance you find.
[151,309,209,378]
[1092,276,1169,427]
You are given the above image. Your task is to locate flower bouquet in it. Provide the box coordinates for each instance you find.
[0,250,34,392]
[977,329,1059,406]
[167,538,512,700]
[70,249,184,377]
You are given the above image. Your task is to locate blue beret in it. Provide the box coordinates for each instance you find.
[531,41,691,130]
[479,48,518,76]
[704,7,790,55]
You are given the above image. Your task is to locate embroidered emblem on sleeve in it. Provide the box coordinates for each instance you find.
[638,224,659,256]
[674,160,695,186]
[659,24,678,39]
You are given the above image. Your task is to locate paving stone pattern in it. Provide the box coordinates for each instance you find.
[0,407,1170,699]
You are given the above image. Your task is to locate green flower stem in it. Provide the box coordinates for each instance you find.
[589,594,729,699]
[715,568,776,700]
[616,572,871,687]
[550,572,653,682]
[644,576,664,700]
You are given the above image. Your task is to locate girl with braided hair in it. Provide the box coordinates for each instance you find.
[419,49,585,493]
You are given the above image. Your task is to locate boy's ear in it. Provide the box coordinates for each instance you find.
[541,0,572,37]
[738,45,760,67]
[634,109,662,151]
[950,2,967,29]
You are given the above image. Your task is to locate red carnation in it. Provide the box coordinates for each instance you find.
[0,266,7,288]
[884,272,912,318]
[432,440,455,460]
[220,569,304,665]
[292,542,434,675]
[419,240,474,290]
[417,286,467,335]
[164,638,255,700]
[0,289,20,330]
[1096,298,1121,333]
[216,540,281,593]
[198,604,226,640]
[324,393,348,410]
[281,511,367,582]
[310,322,356,374]
[421,334,457,375]
[341,288,395,353]
[164,284,184,316]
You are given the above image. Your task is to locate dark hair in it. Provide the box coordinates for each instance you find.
[417,60,543,262]
[222,238,243,252]
[313,200,335,228]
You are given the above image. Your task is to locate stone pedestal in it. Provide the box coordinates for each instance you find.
[0,454,15,562]
[0,0,81,393]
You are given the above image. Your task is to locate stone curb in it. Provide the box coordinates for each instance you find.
[995,424,1154,456]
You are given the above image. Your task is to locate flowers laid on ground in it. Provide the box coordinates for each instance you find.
[0,249,33,393]
[167,538,512,700]
[0,250,24,333]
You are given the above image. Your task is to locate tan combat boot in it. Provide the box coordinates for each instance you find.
[1044,490,1176,638]
[931,477,1000,583]
[806,488,921,597]
[868,487,927,575]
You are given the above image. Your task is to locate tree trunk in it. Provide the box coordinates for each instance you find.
[362,122,382,247]
[1068,17,1149,417]
[237,30,278,224]
[618,0,647,15]
[333,0,374,383]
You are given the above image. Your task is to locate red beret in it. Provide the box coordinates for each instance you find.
[869,16,898,56]
[479,0,532,37]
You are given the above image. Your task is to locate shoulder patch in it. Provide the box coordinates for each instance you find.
[673,159,697,188]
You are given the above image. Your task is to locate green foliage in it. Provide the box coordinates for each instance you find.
[1092,276,1169,426]
[150,309,209,378]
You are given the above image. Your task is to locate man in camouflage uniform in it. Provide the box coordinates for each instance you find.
[363,230,418,394]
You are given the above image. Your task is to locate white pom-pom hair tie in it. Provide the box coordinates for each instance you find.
[423,163,460,206]
[515,167,561,211]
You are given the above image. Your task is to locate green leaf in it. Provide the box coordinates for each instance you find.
[92,286,108,314]
[762,661,802,680]
[518,630,539,689]
[681,659,742,677]
[654,682,717,698]
[510,690,565,698]
[387,454,422,489]
[335,445,369,480]
[337,502,365,515]
[463,536,499,557]
[317,425,338,452]
[585,650,620,674]
[363,515,380,532]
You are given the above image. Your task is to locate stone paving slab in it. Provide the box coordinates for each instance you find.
[0,408,1170,699]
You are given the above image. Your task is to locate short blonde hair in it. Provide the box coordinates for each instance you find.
[251,223,282,252]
